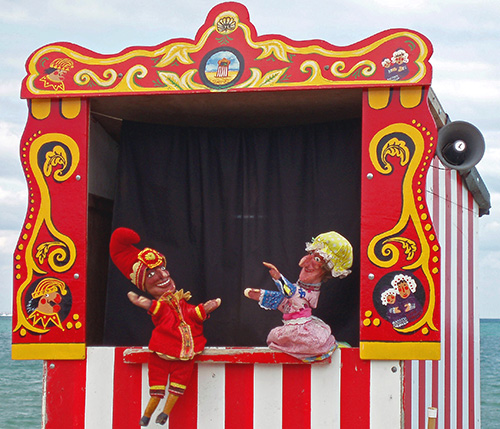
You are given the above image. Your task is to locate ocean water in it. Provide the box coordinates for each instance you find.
[481,319,500,427]
[0,316,43,429]
[0,316,499,428]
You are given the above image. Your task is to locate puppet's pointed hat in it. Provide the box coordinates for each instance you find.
[109,227,165,290]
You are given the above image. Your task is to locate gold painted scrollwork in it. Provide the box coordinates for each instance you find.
[331,60,376,79]
[367,123,437,333]
[14,133,79,334]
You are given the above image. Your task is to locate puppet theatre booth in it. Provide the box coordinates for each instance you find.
[12,2,489,428]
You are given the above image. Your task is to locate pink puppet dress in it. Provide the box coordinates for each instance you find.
[259,275,337,362]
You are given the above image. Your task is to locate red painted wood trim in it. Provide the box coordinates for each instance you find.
[340,348,370,428]
[282,365,311,429]
[44,359,86,429]
[225,364,254,429]
[112,347,142,428]
[122,347,331,365]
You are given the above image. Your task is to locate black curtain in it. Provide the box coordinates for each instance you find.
[104,119,361,347]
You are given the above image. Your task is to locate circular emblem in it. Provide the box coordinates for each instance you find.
[214,11,239,35]
[200,47,244,90]
[25,277,73,331]
[372,271,425,329]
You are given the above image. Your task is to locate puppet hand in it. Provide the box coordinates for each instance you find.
[127,291,152,310]
[244,288,261,301]
[263,262,281,280]
[203,298,221,314]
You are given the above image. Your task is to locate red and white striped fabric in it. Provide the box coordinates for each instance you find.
[42,347,402,429]
[403,158,480,429]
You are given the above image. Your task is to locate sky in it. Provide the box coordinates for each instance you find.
[0,0,499,317]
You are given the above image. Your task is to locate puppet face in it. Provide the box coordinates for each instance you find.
[298,252,327,284]
[397,281,411,299]
[36,291,62,314]
[144,265,176,299]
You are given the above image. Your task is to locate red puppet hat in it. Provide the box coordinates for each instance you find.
[109,227,166,291]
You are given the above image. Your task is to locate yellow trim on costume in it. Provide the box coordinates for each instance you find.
[360,341,440,360]
[195,305,204,321]
[150,385,166,390]
[12,343,86,360]
[151,301,160,316]
[170,382,187,390]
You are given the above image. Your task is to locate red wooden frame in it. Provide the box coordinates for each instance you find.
[13,1,439,361]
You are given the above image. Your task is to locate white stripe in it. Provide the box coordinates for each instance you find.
[197,364,225,428]
[370,360,402,427]
[85,347,115,428]
[311,350,341,428]
[254,364,282,429]
[472,203,481,428]
[410,360,420,429]
[437,162,447,429]
[461,182,469,427]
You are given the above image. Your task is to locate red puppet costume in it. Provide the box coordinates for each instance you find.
[109,227,220,427]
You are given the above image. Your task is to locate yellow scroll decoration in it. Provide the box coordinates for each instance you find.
[367,123,437,333]
[14,133,79,334]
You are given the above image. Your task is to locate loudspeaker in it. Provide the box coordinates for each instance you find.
[436,121,485,172]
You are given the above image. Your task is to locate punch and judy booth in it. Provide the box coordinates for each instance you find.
[12,2,487,428]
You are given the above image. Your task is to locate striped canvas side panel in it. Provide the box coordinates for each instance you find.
[63,347,402,429]
[405,160,480,429]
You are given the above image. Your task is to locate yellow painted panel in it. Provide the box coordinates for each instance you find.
[360,341,440,360]
[367,87,391,110]
[400,86,422,108]
[31,98,51,120]
[12,343,86,360]
[61,98,81,119]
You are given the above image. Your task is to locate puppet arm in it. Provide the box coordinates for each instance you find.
[262,262,296,297]
[273,275,296,297]
[203,298,221,314]
[127,291,153,311]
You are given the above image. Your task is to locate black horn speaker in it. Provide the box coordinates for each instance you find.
[436,121,485,172]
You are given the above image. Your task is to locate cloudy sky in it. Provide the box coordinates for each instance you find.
[0,0,499,316]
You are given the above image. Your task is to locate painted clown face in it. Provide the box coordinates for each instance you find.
[36,291,62,314]
[144,265,176,299]
[47,69,68,83]
[298,252,327,284]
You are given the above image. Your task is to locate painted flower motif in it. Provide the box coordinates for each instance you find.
[217,16,237,34]
[43,146,67,177]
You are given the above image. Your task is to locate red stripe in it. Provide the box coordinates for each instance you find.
[44,359,86,429]
[282,365,311,429]
[225,364,254,429]
[444,169,452,429]
[112,347,142,428]
[170,364,198,429]
[403,360,412,428]
[468,192,476,428]
[340,348,370,428]
[431,159,440,413]
[456,175,464,428]
[419,361,426,428]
